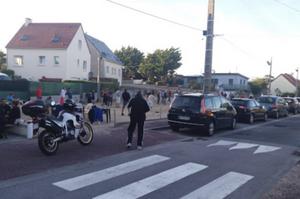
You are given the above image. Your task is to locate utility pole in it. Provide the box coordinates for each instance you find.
[97,57,101,102]
[296,67,299,96]
[203,0,215,94]
[267,58,272,95]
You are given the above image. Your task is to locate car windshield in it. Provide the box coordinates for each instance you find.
[172,96,201,111]
[257,97,276,104]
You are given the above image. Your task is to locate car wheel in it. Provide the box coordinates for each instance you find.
[230,117,237,129]
[249,114,254,124]
[206,122,215,136]
[170,125,179,132]
[263,113,268,121]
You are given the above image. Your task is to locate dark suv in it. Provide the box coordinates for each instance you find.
[257,96,288,119]
[231,98,267,124]
[167,93,237,136]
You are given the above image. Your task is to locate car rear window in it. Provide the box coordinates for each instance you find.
[284,98,293,103]
[172,96,201,111]
[257,97,275,104]
[231,100,248,106]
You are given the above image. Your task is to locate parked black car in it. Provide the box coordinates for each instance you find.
[167,93,237,136]
[230,98,267,124]
[283,97,300,114]
[257,96,289,119]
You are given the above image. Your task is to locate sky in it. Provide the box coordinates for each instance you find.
[1,0,300,80]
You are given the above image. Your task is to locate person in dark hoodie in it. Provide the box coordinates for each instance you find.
[126,91,150,150]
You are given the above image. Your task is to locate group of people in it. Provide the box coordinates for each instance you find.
[0,99,21,139]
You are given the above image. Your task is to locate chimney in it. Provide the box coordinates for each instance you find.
[24,18,32,26]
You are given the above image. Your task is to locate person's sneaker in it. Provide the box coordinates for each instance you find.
[126,143,132,148]
[137,146,143,150]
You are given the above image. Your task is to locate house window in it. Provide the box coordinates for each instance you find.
[54,56,60,65]
[83,60,87,71]
[118,69,121,77]
[229,79,234,85]
[78,40,82,50]
[77,59,80,67]
[240,80,242,85]
[106,66,109,74]
[243,80,246,85]
[14,56,23,66]
[39,56,46,65]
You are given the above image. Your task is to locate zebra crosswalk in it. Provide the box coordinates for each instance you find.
[53,154,254,199]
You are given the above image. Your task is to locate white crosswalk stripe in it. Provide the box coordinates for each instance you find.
[53,155,170,191]
[207,140,281,154]
[181,172,254,199]
[92,163,208,199]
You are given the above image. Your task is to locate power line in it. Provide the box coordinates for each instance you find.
[105,0,203,32]
[272,0,300,13]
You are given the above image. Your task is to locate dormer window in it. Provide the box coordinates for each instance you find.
[20,35,29,41]
[52,35,60,43]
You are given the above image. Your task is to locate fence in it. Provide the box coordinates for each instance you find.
[0,79,119,100]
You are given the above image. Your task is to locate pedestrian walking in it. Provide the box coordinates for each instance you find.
[36,84,42,99]
[127,91,150,150]
[66,88,72,99]
[121,89,131,116]
[59,87,66,105]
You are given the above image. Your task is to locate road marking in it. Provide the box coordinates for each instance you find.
[254,145,281,154]
[207,140,237,147]
[93,163,208,199]
[207,140,281,154]
[229,142,258,150]
[181,171,253,199]
[53,155,170,191]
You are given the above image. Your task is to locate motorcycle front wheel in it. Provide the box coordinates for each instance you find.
[78,122,94,145]
[38,130,59,156]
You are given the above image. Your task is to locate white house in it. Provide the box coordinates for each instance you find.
[212,73,249,91]
[85,34,123,85]
[271,73,299,95]
[6,19,91,81]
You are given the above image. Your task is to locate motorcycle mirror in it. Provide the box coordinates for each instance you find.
[50,101,56,106]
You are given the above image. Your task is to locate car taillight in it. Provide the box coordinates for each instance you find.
[200,98,206,113]
[239,106,246,109]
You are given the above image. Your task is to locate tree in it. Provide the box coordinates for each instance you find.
[139,51,163,83]
[248,78,268,96]
[0,50,6,71]
[114,46,144,79]
[140,48,182,84]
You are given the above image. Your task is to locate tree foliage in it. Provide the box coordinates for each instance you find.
[140,48,182,83]
[248,78,268,96]
[114,46,144,79]
[0,50,6,70]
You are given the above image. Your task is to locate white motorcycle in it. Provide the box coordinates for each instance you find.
[22,99,94,156]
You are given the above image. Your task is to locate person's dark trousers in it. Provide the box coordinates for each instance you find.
[127,117,145,146]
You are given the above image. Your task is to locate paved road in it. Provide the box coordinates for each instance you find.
[0,115,299,198]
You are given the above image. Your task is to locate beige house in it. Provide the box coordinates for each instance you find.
[270,73,299,95]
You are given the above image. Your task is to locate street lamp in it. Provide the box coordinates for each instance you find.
[97,57,102,102]
[267,58,272,95]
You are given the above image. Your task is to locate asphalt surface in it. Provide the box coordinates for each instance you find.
[0,115,300,198]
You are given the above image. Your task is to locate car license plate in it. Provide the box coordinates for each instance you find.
[178,116,190,120]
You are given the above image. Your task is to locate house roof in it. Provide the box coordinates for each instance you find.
[6,23,81,49]
[212,73,249,80]
[276,73,300,86]
[85,34,122,65]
